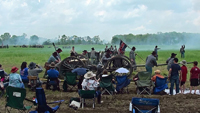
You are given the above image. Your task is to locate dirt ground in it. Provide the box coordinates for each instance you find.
[1,82,200,113]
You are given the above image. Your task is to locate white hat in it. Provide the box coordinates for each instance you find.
[84,71,96,79]
[180,60,187,65]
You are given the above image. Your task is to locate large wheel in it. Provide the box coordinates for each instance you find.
[59,56,86,77]
[104,55,133,77]
[75,54,90,66]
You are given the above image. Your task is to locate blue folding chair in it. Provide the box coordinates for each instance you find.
[116,75,130,93]
[29,88,64,113]
[153,77,168,94]
[131,98,160,113]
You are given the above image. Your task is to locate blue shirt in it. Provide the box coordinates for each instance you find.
[9,73,23,88]
[20,67,28,80]
[171,63,181,77]
[47,69,59,79]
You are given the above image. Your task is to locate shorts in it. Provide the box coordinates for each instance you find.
[190,79,199,86]
[180,81,185,86]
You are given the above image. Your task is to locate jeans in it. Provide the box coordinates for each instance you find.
[145,66,152,74]
[170,76,179,95]
[181,52,185,58]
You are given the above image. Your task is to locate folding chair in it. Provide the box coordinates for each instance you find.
[79,90,96,109]
[153,77,168,94]
[5,86,32,113]
[28,76,37,91]
[116,75,130,93]
[131,98,160,113]
[63,72,78,91]
[136,71,154,95]
[29,87,64,113]
[99,75,115,95]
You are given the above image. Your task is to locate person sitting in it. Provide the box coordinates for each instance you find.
[81,71,102,104]
[82,50,88,58]
[0,64,8,89]
[47,62,60,90]
[9,66,25,88]
[20,62,29,83]
[151,70,164,82]
[28,62,43,86]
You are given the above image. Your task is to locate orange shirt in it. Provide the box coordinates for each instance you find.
[151,74,164,82]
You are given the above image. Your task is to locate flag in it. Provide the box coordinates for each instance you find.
[118,40,127,54]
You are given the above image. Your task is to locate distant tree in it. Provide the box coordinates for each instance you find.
[30,35,39,44]
[1,32,11,41]
[43,39,51,45]
[111,36,119,44]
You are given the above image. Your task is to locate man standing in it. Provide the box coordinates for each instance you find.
[168,58,182,95]
[180,45,185,58]
[105,46,108,52]
[114,46,117,55]
[56,48,62,60]
[166,53,177,71]
[70,46,77,56]
[129,46,137,70]
[90,48,97,65]
[154,46,160,60]
[145,51,157,74]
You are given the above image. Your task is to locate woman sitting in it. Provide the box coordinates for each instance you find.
[81,71,102,104]
[20,62,29,83]
[9,66,24,88]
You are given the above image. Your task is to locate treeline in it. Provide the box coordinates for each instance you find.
[0,33,43,45]
[52,35,104,45]
[111,32,200,45]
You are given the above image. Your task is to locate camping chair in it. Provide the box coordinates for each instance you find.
[79,90,96,109]
[63,72,78,91]
[99,75,115,95]
[5,86,32,113]
[28,76,37,91]
[115,75,130,93]
[29,87,64,113]
[136,71,154,95]
[131,98,160,113]
[153,77,168,94]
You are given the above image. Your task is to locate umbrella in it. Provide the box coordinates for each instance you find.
[72,68,88,76]
[115,67,129,74]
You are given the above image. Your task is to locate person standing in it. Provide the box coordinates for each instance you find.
[105,46,108,52]
[70,46,77,56]
[129,46,137,70]
[56,48,62,60]
[114,46,117,55]
[90,48,97,65]
[82,50,88,58]
[189,61,200,94]
[168,58,182,95]
[180,45,185,58]
[180,60,187,94]
[145,51,157,74]
[166,53,177,71]
[154,46,160,60]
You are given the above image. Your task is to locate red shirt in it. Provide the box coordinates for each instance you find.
[190,66,200,79]
[181,66,187,82]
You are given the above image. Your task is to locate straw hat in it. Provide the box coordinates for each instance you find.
[49,62,56,68]
[154,70,161,74]
[11,66,19,73]
[84,71,96,79]
[180,60,187,65]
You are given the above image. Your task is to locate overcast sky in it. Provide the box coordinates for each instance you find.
[0,0,200,41]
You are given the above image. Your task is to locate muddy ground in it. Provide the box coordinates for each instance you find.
[1,82,200,113]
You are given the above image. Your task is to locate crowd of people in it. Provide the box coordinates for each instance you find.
[0,44,199,107]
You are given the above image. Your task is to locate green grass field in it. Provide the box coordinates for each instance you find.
[1,45,200,112]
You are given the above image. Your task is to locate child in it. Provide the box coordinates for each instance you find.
[180,60,188,93]
[190,61,200,94]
